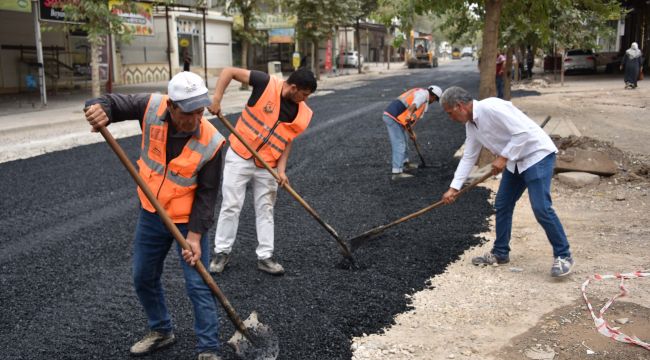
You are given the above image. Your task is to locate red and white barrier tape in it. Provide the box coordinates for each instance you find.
[581,271,650,351]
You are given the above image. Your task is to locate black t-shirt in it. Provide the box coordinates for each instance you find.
[248,70,298,123]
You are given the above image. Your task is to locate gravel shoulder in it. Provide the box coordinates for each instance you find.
[352,75,650,360]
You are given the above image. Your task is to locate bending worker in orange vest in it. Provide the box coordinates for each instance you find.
[383,85,442,180]
[208,67,317,276]
[84,71,226,359]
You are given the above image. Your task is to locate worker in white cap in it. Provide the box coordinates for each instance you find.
[382,85,442,180]
[84,71,226,360]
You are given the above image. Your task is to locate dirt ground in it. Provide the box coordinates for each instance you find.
[351,74,650,360]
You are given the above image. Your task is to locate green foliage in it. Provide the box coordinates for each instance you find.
[220,0,266,46]
[391,29,404,48]
[53,0,138,45]
[284,0,376,42]
[548,0,621,51]
[417,0,621,52]
[370,0,418,36]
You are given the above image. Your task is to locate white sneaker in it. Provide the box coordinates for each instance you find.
[403,161,419,171]
[391,172,414,181]
[130,331,176,356]
[257,257,285,275]
[550,256,574,277]
[198,352,222,360]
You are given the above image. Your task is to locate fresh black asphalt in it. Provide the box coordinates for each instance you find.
[0,62,493,359]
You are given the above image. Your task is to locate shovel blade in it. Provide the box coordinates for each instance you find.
[228,311,279,360]
[349,228,383,251]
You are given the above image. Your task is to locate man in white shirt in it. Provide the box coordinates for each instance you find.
[439,86,574,277]
[382,85,442,180]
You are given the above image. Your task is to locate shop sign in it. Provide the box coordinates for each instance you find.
[268,28,294,44]
[0,0,32,13]
[39,0,85,23]
[234,14,297,30]
[109,0,154,36]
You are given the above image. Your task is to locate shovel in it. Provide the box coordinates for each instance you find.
[95,125,279,360]
[405,124,427,168]
[213,113,355,263]
[350,171,492,251]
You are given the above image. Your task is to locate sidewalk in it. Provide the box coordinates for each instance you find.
[0,62,411,164]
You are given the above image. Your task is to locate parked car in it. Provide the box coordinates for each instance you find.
[451,48,461,59]
[461,47,473,57]
[563,49,597,73]
[336,51,364,67]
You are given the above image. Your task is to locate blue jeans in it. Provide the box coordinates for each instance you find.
[496,75,504,99]
[493,153,571,259]
[382,114,410,173]
[133,209,219,353]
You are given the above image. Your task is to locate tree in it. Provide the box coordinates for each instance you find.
[424,0,620,98]
[286,0,356,79]
[54,0,138,97]
[430,1,503,98]
[351,0,379,73]
[371,0,431,66]
[220,0,265,90]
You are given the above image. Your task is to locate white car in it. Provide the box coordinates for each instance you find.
[336,51,364,67]
[564,49,597,73]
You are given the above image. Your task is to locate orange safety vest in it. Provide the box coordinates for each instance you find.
[136,94,226,223]
[229,76,313,168]
[384,88,427,127]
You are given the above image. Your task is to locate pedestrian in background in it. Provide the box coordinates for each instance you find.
[496,51,506,98]
[183,47,192,72]
[526,46,535,79]
[84,71,226,360]
[382,85,442,180]
[439,86,574,278]
[620,42,643,89]
[208,67,316,276]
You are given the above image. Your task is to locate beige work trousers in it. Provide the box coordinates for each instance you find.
[213,148,278,260]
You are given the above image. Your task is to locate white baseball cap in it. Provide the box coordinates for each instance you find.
[167,71,211,112]
[428,85,442,99]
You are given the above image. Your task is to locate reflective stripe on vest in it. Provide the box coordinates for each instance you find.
[230,76,312,168]
[394,88,426,126]
[239,107,286,153]
[137,93,225,222]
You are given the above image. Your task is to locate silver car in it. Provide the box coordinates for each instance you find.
[564,49,597,73]
[336,51,364,67]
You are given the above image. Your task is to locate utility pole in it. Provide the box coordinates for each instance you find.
[32,0,47,106]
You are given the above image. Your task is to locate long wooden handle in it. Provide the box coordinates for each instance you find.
[350,171,493,249]
[406,127,427,167]
[214,113,353,259]
[97,126,254,343]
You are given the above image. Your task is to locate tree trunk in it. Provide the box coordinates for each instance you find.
[240,38,249,90]
[356,17,362,74]
[312,39,320,80]
[478,0,503,99]
[90,40,101,98]
[386,45,393,70]
[560,47,565,86]
[504,46,513,100]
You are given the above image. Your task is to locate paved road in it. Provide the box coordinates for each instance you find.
[0,59,491,360]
